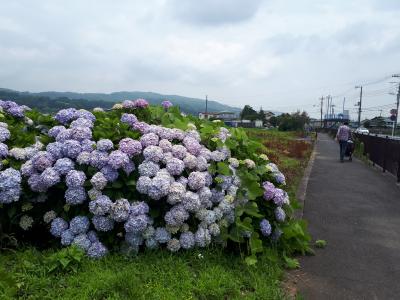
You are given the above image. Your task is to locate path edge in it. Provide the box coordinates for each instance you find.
[294,136,317,219]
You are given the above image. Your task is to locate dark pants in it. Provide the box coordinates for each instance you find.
[339,140,348,161]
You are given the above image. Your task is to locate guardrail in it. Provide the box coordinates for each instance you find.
[319,128,400,182]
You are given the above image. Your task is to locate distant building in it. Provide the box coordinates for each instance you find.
[198,111,236,120]
[367,117,394,128]
[224,119,263,128]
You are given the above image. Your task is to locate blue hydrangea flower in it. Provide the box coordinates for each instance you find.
[89,195,113,215]
[96,139,114,152]
[145,237,159,249]
[147,176,170,200]
[182,191,201,212]
[66,170,86,187]
[171,145,187,160]
[138,160,160,178]
[123,160,135,175]
[0,143,8,158]
[62,140,82,159]
[87,230,99,243]
[65,187,87,205]
[140,133,159,147]
[74,109,96,123]
[195,227,211,247]
[260,219,272,237]
[81,139,95,152]
[162,100,173,109]
[166,158,185,176]
[273,188,286,206]
[136,176,152,194]
[92,215,114,232]
[130,201,149,216]
[275,207,286,222]
[0,127,11,142]
[31,151,54,172]
[188,172,206,190]
[90,172,108,190]
[54,158,75,175]
[61,229,75,246]
[100,165,119,182]
[55,108,77,124]
[89,150,109,169]
[158,139,172,152]
[48,125,66,138]
[125,232,144,247]
[71,126,92,141]
[69,216,90,235]
[184,154,198,169]
[110,198,131,222]
[164,205,189,227]
[76,151,91,165]
[70,117,94,129]
[183,137,201,156]
[167,182,186,205]
[40,167,61,189]
[72,233,91,251]
[120,113,138,125]
[124,214,148,234]
[154,227,171,244]
[179,232,195,249]
[87,242,108,259]
[118,138,142,157]
[108,150,129,169]
[143,146,163,163]
[50,217,69,237]
[46,142,63,160]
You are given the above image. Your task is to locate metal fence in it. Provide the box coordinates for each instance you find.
[320,128,400,182]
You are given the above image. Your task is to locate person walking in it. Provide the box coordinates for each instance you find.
[336,121,351,162]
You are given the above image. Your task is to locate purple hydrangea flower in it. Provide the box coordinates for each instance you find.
[263,181,275,200]
[138,160,160,177]
[55,108,77,124]
[96,139,114,152]
[183,137,201,156]
[100,165,119,182]
[133,98,149,108]
[8,106,24,118]
[274,172,286,185]
[196,156,208,171]
[92,215,114,232]
[70,216,90,235]
[48,126,66,138]
[167,182,186,205]
[50,217,68,237]
[179,232,195,249]
[119,138,142,157]
[54,158,75,175]
[122,100,135,109]
[120,113,138,125]
[195,227,211,247]
[176,176,188,188]
[87,242,108,259]
[81,139,95,152]
[140,133,159,147]
[40,167,61,188]
[183,154,197,169]
[260,219,272,237]
[123,160,135,175]
[89,195,113,215]
[130,201,149,216]
[147,176,171,200]
[73,233,91,251]
[0,143,8,157]
[32,151,54,172]
[182,191,201,212]
[70,117,94,129]
[90,172,108,190]
[136,176,152,194]
[143,146,163,162]
[70,126,92,141]
[159,139,172,152]
[21,161,34,177]
[273,188,286,206]
[108,150,129,169]
[62,140,82,159]
[46,142,63,160]
[90,150,109,169]
[165,205,189,227]
[66,170,86,187]
[65,187,87,205]
[55,129,72,142]
[28,174,47,193]
[132,121,150,134]
[166,158,185,176]
[162,100,173,109]
[171,145,187,160]
[187,172,206,190]
[74,109,96,123]
[171,128,185,141]
[210,150,225,162]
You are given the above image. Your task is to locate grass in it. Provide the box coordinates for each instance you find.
[0,247,285,300]
[0,128,314,300]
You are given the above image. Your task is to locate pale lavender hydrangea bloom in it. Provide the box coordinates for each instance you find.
[69,216,90,235]
[196,156,208,171]
[54,158,75,175]
[90,172,108,190]
[166,158,185,176]
[100,165,119,182]
[32,151,54,172]
[123,160,135,175]
[161,100,173,109]
[70,117,94,129]
[210,150,225,162]
[171,145,187,160]
[130,201,149,216]
[73,234,91,251]
[171,128,185,141]
[176,176,188,188]
[119,138,142,157]
[48,125,66,138]
[182,191,201,212]
[50,217,68,237]
[62,140,82,159]
[188,172,206,190]
[55,108,77,124]
[124,214,148,233]
[75,151,90,165]
[183,137,201,156]
[122,100,135,109]
[195,227,211,247]
[87,230,99,243]
[209,223,220,236]
[89,195,113,215]
[88,188,102,200]
[40,167,61,188]
[260,219,272,236]
[167,182,186,205]
[65,187,87,205]
[183,154,197,169]
[179,232,195,249]
[92,215,114,232]
[56,128,72,142]
[132,121,150,133]
[81,139,95,152]
[143,146,163,162]
[158,139,172,152]
[110,198,131,222]
[198,187,212,207]
[87,242,108,259]
[133,98,149,108]
[108,150,129,169]
[199,148,212,161]
[74,109,96,123]
[136,176,152,194]
[185,130,201,142]
[274,172,286,185]
[43,210,57,223]
[275,207,286,222]
[46,142,63,160]
[66,170,86,187]
[121,113,138,125]
[154,227,171,243]
[273,188,286,206]
[147,176,171,200]
[89,150,109,169]
[70,126,92,141]
[167,238,181,252]
[165,205,189,227]
[263,181,275,201]
[140,133,159,147]
[0,167,22,191]
[138,160,160,177]
[96,139,114,152]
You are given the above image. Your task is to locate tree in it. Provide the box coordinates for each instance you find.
[258,107,267,125]
[240,105,258,121]
[275,111,310,131]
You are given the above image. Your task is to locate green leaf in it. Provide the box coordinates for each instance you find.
[283,254,300,269]
[249,234,263,254]
[315,239,327,248]
[245,255,258,266]
[59,258,70,268]
[217,162,231,175]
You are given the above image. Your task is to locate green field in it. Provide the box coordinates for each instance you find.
[0,129,314,300]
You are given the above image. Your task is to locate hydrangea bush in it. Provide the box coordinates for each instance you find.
[0,99,310,263]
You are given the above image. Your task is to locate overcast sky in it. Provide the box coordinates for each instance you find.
[1,0,400,119]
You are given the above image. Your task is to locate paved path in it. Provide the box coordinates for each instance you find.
[297,133,400,300]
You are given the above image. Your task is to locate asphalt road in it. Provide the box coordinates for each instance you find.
[296,133,400,300]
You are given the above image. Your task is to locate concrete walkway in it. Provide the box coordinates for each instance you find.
[297,133,400,300]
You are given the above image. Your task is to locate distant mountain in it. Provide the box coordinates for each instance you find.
[0,88,241,116]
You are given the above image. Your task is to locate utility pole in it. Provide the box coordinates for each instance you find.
[342,97,345,115]
[355,85,363,127]
[205,95,208,119]
[391,74,400,136]
[319,96,324,128]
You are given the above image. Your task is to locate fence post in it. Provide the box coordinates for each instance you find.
[383,136,388,173]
